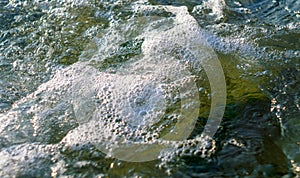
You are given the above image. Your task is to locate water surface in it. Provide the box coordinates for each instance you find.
[0,0,299,177]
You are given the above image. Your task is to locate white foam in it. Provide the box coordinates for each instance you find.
[0,3,224,171]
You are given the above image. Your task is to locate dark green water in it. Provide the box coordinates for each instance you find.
[0,0,299,177]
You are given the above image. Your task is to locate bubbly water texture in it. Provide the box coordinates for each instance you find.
[0,2,219,175]
[0,0,299,177]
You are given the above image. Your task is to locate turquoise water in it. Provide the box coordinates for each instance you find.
[0,0,299,177]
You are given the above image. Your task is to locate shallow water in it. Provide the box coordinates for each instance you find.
[0,0,299,177]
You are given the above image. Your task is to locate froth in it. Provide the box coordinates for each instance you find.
[0,3,223,172]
